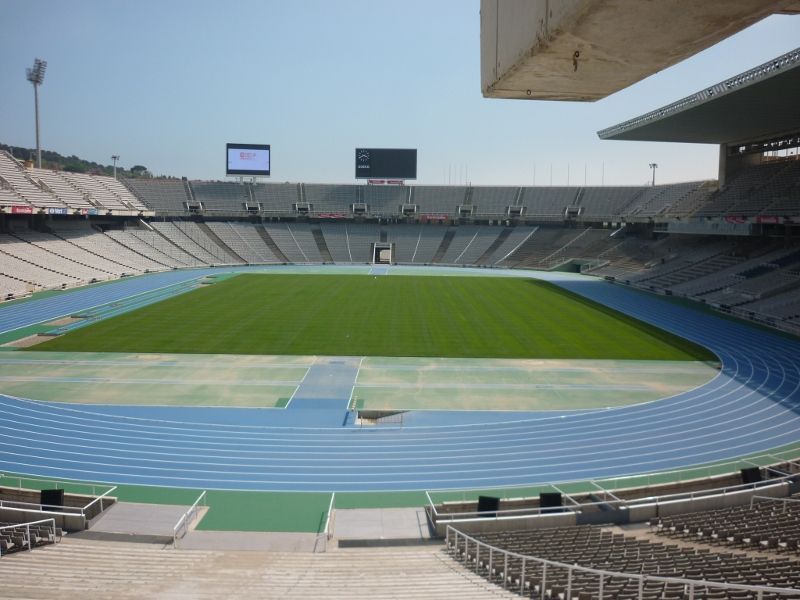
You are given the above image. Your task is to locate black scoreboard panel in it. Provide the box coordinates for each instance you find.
[355,148,417,179]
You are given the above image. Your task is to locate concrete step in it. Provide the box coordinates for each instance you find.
[1,538,518,599]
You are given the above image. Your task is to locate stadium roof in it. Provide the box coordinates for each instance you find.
[598,47,800,144]
[480,0,800,101]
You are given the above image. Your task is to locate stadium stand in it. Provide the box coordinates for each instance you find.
[319,222,382,263]
[0,238,80,290]
[263,222,324,263]
[150,221,232,265]
[29,168,94,211]
[576,186,645,219]
[304,184,359,214]
[478,225,537,265]
[624,182,707,219]
[0,231,111,285]
[522,187,579,220]
[52,222,168,272]
[172,221,244,264]
[190,181,251,215]
[651,496,800,556]
[205,221,279,263]
[696,161,800,218]
[250,182,300,214]
[60,172,130,213]
[470,186,518,216]
[414,185,467,215]
[3,149,800,333]
[14,229,131,277]
[448,524,800,599]
[362,184,411,216]
[0,520,60,556]
[499,227,613,269]
[0,151,65,209]
[124,178,191,213]
[105,228,202,268]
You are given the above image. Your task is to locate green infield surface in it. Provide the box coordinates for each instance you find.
[29,273,714,360]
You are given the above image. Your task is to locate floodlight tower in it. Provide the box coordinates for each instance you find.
[649,162,658,187]
[26,58,47,169]
[111,155,120,179]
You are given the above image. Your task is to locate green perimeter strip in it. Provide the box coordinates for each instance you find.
[3,441,799,532]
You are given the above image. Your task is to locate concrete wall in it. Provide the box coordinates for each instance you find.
[436,510,576,537]
[0,506,85,532]
[0,486,116,525]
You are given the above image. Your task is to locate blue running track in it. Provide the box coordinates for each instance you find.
[0,266,798,492]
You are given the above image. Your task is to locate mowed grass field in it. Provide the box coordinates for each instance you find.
[30,274,715,360]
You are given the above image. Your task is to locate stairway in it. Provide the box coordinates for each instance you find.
[475,228,512,265]
[0,538,520,599]
[312,228,333,263]
[431,229,455,263]
[256,225,289,262]
[197,222,246,264]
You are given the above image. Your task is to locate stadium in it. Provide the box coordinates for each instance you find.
[1,1,800,598]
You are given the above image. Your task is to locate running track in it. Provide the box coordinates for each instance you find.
[0,266,798,492]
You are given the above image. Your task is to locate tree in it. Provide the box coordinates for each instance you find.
[129,165,152,178]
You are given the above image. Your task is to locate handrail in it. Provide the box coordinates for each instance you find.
[427,451,795,497]
[0,498,84,515]
[0,473,117,517]
[323,492,335,540]
[446,525,800,598]
[172,491,206,548]
[0,518,57,555]
[431,473,794,522]
[81,485,117,515]
[314,492,336,553]
[751,494,800,510]
[426,453,799,521]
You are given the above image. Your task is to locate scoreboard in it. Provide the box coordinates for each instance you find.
[226,143,270,176]
[355,148,417,180]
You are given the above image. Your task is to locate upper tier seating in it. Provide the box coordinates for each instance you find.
[0,152,65,209]
[190,182,250,214]
[124,179,190,213]
[29,168,94,210]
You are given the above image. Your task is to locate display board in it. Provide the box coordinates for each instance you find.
[226,143,270,176]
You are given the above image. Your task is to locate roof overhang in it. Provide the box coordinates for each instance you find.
[481,0,800,102]
[598,48,800,144]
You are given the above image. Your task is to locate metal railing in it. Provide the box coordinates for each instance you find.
[446,525,800,599]
[425,454,800,519]
[172,491,206,548]
[751,494,800,511]
[427,453,799,523]
[0,473,117,519]
[0,518,58,555]
[314,492,336,553]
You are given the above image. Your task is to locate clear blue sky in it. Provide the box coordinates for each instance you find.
[1,1,798,186]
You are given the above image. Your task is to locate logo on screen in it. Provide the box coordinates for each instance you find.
[239,152,257,160]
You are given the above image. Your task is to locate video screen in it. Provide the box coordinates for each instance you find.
[355,148,417,179]
[226,143,270,176]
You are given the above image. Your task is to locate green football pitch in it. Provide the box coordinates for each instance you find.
[30,274,714,360]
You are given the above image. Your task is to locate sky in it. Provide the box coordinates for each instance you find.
[1,1,799,186]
